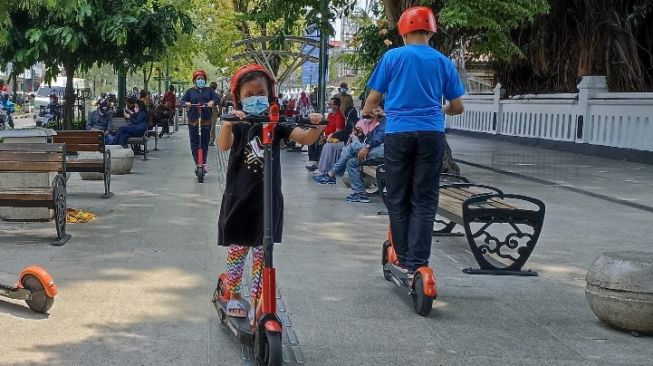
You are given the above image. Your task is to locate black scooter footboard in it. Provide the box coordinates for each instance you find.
[461,194,545,276]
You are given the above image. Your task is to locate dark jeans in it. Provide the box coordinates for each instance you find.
[113,126,146,146]
[384,131,446,269]
[308,141,323,162]
[160,118,170,136]
[188,123,210,164]
[7,114,14,128]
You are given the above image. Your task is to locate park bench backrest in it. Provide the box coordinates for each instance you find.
[52,130,104,154]
[0,143,66,174]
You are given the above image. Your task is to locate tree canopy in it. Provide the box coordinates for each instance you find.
[0,0,193,127]
[347,0,548,77]
[497,0,653,94]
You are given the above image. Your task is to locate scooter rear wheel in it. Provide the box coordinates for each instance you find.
[261,330,282,366]
[22,274,54,314]
[381,241,392,281]
[411,273,433,317]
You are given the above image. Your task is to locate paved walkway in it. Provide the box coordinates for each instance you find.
[0,130,651,365]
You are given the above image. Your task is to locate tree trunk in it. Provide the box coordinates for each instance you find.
[118,69,127,111]
[495,0,652,94]
[11,75,18,103]
[143,62,154,91]
[63,63,76,130]
[143,67,148,91]
[383,0,402,30]
[232,0,253,51]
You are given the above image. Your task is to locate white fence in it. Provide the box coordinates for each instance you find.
[446,76,653,152]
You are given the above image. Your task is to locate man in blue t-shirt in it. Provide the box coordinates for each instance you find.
[363,6,465,274]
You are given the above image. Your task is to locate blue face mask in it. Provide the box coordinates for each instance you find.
[241,95,269,115]
[195,79,206,88]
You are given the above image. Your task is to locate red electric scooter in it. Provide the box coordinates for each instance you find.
[213,106,326,365]
[0,266,57,314]
[381,228,438,316]
[187,103,212,183]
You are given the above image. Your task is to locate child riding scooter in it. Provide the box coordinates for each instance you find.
[212,64,326,365]
[365,6,466,316]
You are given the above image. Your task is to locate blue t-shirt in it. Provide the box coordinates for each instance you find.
[367,44,465,133]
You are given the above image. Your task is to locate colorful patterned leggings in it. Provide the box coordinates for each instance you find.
[226,244,264,303]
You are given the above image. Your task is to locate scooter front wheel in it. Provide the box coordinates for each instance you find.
[411,273,433,317]
[261,330,282,366]
[196,166,205,183]
[22,274,54,314]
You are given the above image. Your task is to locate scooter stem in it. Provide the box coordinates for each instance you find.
[261,105,279,315]
[262,267,276,314]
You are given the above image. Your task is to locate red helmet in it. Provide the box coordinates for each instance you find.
[398,6,437,36]
[230,64,276,108]
[192,69,207,82]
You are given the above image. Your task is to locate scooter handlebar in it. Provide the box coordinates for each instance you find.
[221,113,329,127]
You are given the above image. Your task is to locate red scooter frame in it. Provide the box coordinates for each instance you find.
[382,228,438,316]
[187,104,211,183]
[214,105,284,365]
[213,106,327,365]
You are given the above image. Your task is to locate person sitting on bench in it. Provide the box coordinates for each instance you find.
[113,100,148,148]
[313,107,386,203]
[86,99,114,144]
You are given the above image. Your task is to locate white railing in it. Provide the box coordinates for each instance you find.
[446,76,653,152]
[447,93,495,133]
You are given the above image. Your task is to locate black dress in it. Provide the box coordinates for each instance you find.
[218,123,294,247]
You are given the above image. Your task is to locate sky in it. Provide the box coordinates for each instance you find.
[334,0,372,41]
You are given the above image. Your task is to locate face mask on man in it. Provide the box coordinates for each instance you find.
[339,88,347,94]
[241,96,269,115]
[196,79,206,88]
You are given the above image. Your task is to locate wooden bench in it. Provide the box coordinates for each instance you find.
[52,130,112,199]
[0,143,71,245]
[111,118,149,161]
[375,164,546,276]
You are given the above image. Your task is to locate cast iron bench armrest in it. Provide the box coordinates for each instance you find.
[460,193,545,275]
[126,131,149,161]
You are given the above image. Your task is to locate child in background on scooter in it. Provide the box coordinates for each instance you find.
[216,64,325,318]
[363,6,465,275]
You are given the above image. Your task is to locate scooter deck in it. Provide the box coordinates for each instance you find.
[214,297,255,344]
[384,263,414,289]
[0,283,31,300]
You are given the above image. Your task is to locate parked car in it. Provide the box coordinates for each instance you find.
[32,77,91,118]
